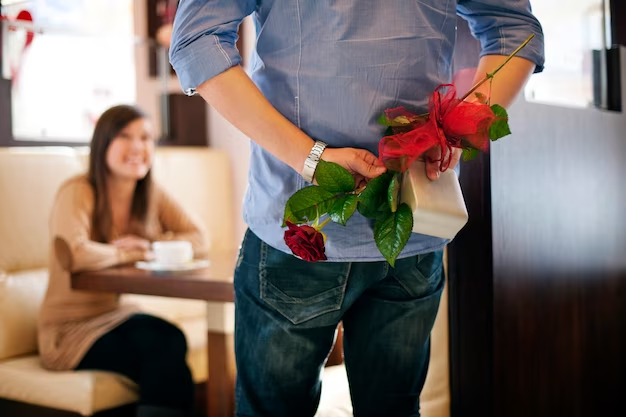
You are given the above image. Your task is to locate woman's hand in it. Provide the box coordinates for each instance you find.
[111,235,151,251]
[320,147,387,188]
[111,235,153,261]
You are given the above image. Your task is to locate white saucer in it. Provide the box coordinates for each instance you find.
[135,259,210,272]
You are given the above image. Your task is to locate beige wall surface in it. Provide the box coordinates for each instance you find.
[134,1,253,246]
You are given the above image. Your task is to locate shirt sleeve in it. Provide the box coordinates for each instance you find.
[456,0,545,73]
[169,0,257,95]
[50,180,144,273]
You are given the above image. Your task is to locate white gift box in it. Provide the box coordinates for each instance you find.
[400,161,469,239]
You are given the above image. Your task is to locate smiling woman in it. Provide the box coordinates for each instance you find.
[87,105,157,243]
[37,104,210,417]
[104,117,155,182]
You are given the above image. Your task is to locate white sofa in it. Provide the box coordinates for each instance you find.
[0,146,450,417]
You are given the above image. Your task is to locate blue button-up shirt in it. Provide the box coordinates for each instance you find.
[170,0,544,261]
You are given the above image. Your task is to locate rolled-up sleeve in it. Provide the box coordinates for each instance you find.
[457,0,545,73]
[169,0,256,95]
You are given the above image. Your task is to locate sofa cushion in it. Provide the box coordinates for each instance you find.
[0,319,206,415]
[0,148,83,273]
[420,259,450,417]
[152,148,235,251]
[316,364,353,417]
[0,269,48,360]
[0,356,137,416]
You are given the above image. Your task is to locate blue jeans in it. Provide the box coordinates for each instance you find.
[234,229,445,417]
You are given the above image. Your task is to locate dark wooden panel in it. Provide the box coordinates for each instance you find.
[449,12,626,417]
[0,78,11,146]
[161,93,209,146]
[610,0,626,46]
[447,17,494,417]
[490,98,626,416]
[447,154,493,417]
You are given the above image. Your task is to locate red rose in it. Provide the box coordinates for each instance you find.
[284,221,327,262]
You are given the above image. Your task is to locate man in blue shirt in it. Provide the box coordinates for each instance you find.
[170,1,544,416]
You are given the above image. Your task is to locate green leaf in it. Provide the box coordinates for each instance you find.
[377,112,390,126]
[387,172,402,213]
[462,147,480,161]
[329,195,358,226]
[284,186,337,224]
[357,172,393,219]
[373,203,413,267]
[489,104,511,141]
[377,200,390,213]
[282,203,294,227]
[315,160,355,193]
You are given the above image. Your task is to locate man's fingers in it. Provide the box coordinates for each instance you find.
[426,162,440,180]
[353,150,386,179]
[448,148,462,170]
[318,148,386,183]
[424,146,441,180]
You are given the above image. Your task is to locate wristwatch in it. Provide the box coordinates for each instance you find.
[301,140,327,183]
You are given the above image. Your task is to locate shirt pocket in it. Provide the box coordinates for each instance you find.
[259,241,350,325]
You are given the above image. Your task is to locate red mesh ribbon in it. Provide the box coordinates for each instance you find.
[378,84,497,172]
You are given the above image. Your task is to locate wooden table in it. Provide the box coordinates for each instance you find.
[71,251,238,417]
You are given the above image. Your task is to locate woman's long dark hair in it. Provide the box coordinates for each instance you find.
[87,105,152,243]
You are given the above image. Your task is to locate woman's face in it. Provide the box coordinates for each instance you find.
[105,118,155,181]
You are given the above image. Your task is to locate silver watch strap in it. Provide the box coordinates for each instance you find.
[301,140,327,183]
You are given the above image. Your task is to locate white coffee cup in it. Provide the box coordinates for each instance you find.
[152,240,193,265]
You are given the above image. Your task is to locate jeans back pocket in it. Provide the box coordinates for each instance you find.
[259,241,350,325]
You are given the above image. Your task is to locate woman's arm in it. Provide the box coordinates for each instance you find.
[156,186,210,259]
[50,179,146,273]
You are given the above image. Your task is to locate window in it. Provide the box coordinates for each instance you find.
[524,0,613,109]
[1,0,136,143]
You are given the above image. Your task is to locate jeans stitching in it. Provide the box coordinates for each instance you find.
[258,236,268,299]
[390,253,443,298]
[258,241,351,324]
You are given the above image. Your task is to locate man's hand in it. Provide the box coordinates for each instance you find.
[423,146,462,180]
[321,148,387,188]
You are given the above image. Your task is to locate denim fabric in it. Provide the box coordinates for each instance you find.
[234,230,445,417]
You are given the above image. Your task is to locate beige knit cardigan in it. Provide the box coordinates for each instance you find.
[38,175,209,370]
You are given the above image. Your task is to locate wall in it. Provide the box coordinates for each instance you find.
[490,47,626,416]
[448,15,626,417]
